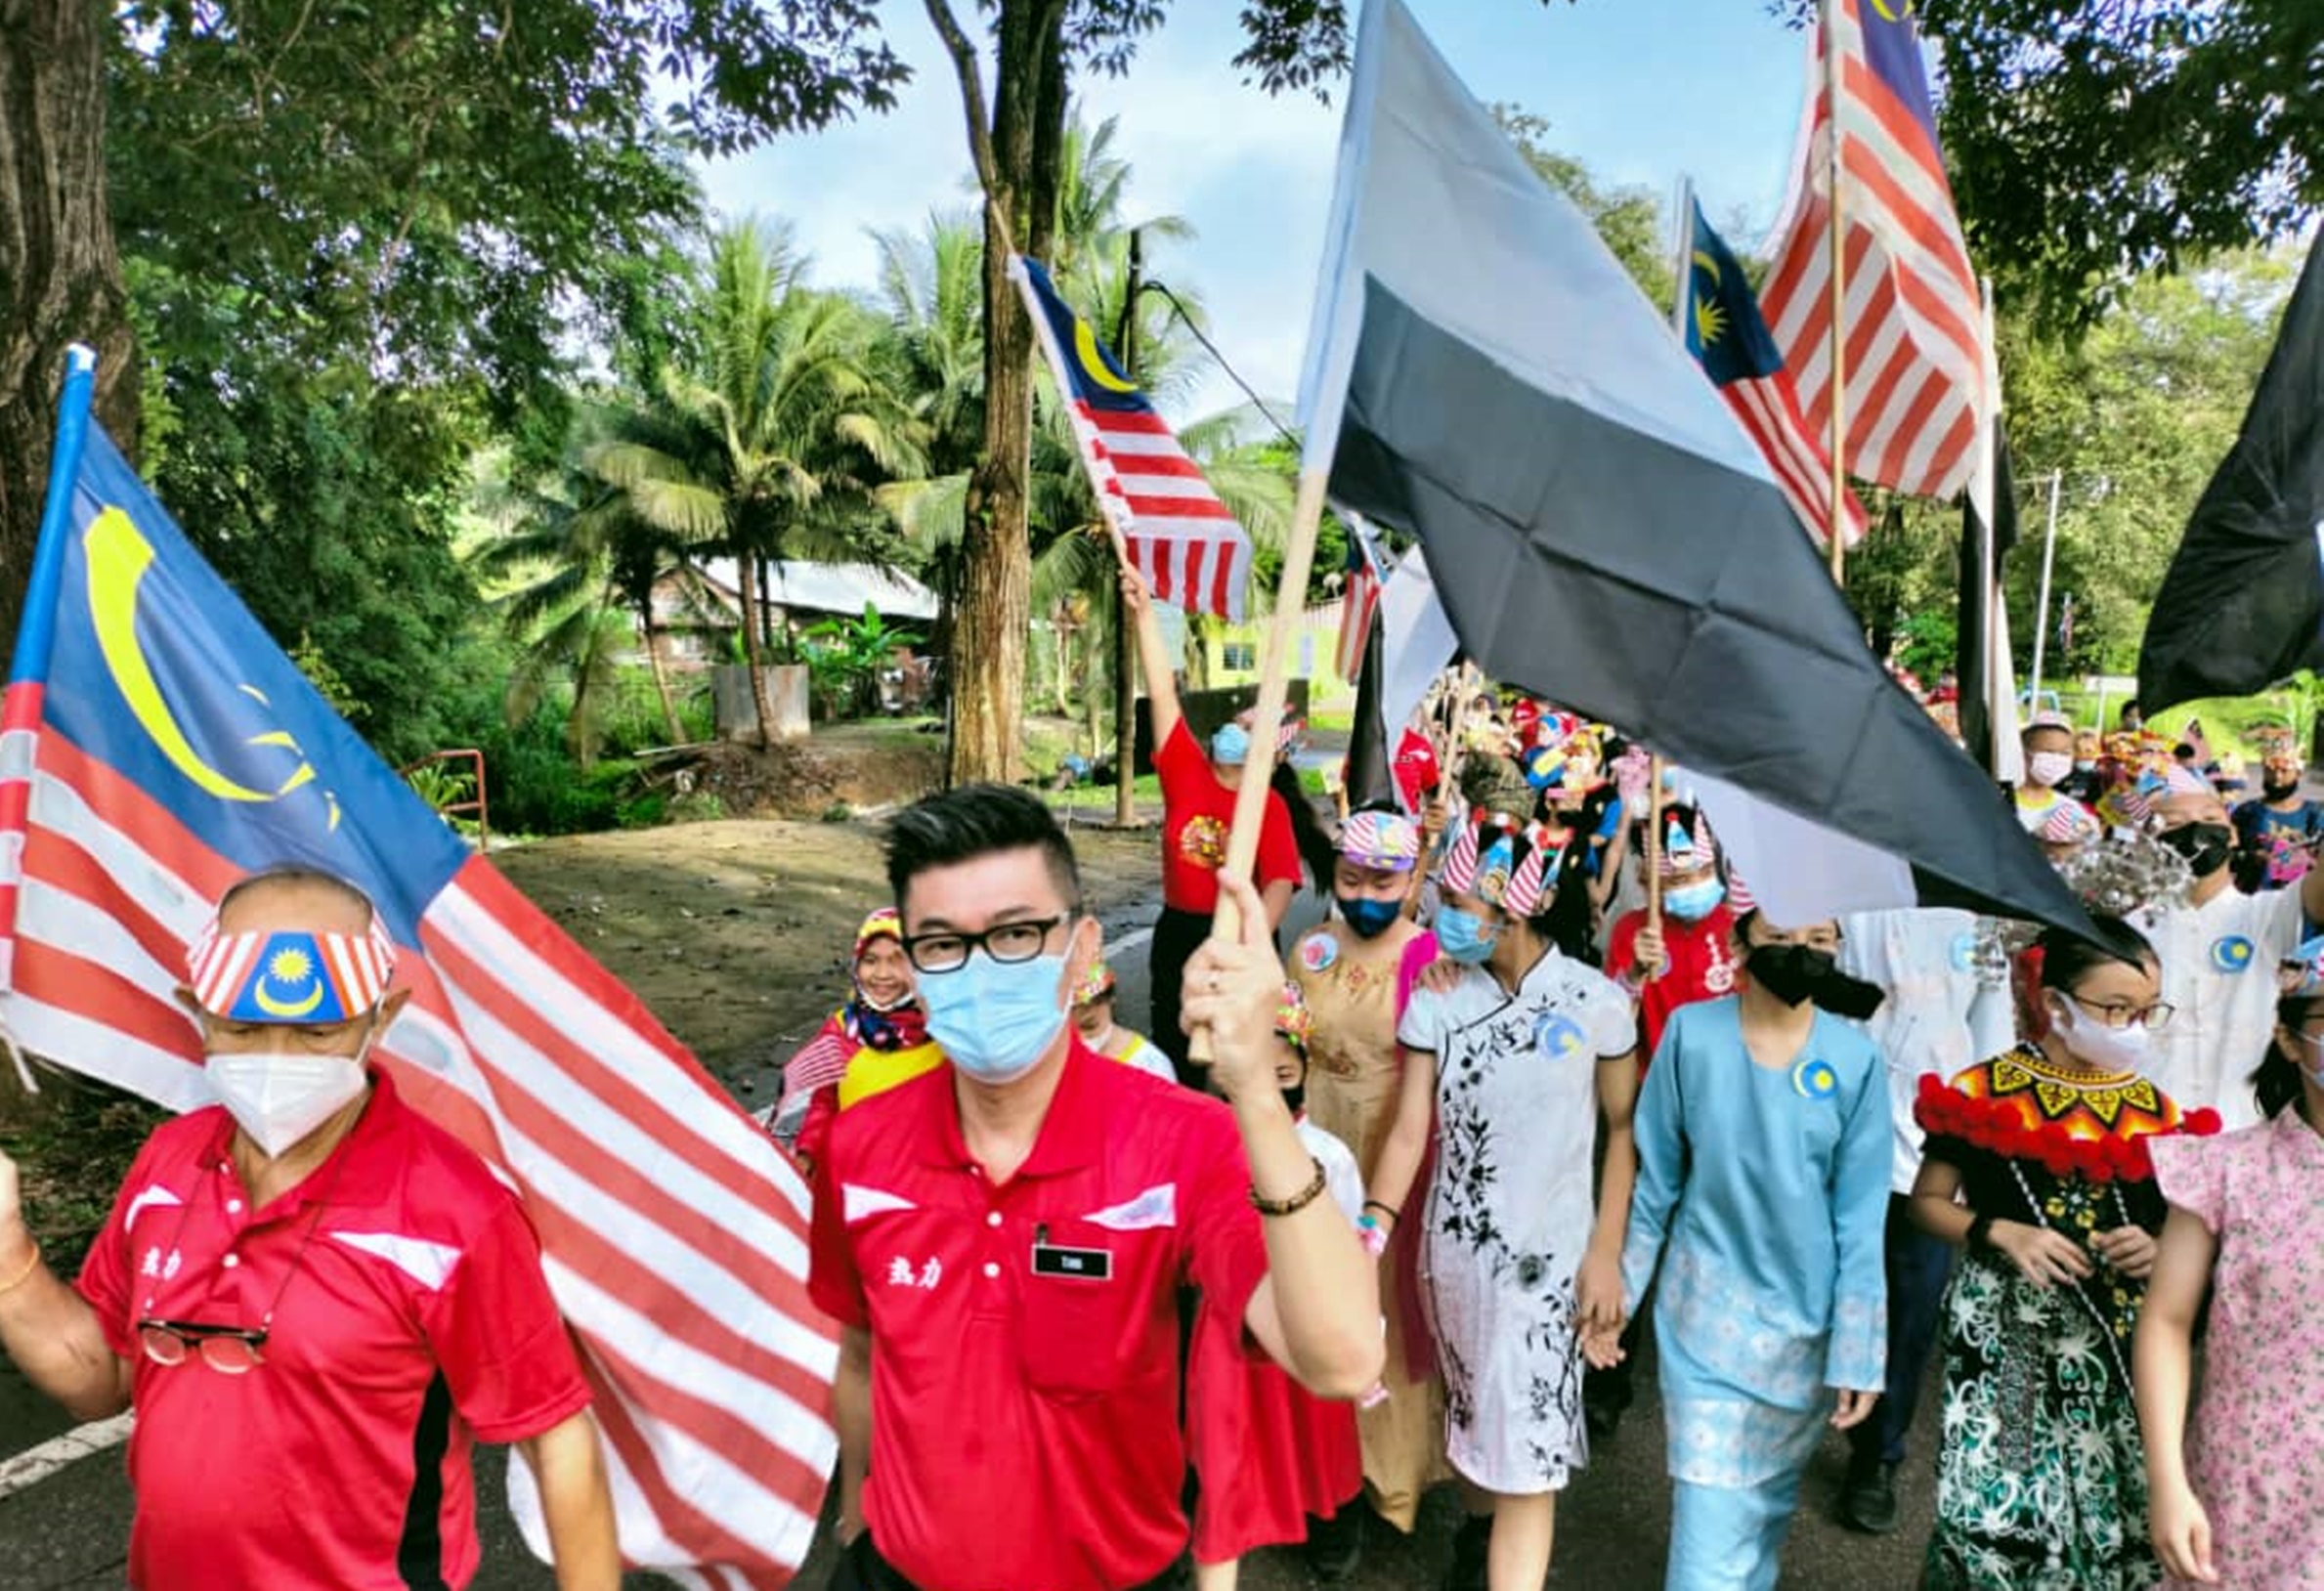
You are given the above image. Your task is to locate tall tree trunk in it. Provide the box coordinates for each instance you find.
[929,0,1069,787]
[640,607,686,745]
[0,0,138,650]
[738,555,777,750]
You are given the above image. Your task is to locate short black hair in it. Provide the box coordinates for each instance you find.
[2036,914,2157,992]
[883,784,1083,916]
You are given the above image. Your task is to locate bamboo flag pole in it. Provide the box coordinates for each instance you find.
[1187,468,1330,1060]
[1823,0,1850,587]
[1643,755,1668,977]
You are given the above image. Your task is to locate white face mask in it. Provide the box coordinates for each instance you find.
[2027,752,2075,789]
[2049,999,2152,1072]
[205,1041,372,1158]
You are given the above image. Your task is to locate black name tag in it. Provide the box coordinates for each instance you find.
[1031,1243,1112,1280]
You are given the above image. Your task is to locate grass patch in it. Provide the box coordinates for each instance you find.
[1306,706,1355,734]
[1050,773,1163,812]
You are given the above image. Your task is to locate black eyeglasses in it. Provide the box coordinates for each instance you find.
[2067,992,2178,1032]
[901,913,1077,973]
[136,1318,270,1374]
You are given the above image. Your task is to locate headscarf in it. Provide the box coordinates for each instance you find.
[840,907,925,1053]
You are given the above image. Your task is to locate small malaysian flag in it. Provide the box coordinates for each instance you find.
[1759,0,1989,500]
[1012,255,1254,620]
[1335,523,1383,682]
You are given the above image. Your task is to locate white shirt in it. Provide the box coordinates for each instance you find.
[2133,882,2308,1130]
[1297,1116,1366,1226]
[1838,908,2016,1193]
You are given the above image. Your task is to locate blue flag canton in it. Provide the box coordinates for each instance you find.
[1857,0,1943,150]
[1683,203,1789,390]
[40,428,470,941]
[1018,256,1155,416]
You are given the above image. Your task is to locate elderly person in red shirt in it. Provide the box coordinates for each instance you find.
[814,784,1384,1591]
[0,867,615,1591]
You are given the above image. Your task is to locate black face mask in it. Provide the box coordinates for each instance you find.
[2160,821,2234,878]
[1280,1081,1307,1117]
[1745,943,1886,1019]
[2265,781,2302,802]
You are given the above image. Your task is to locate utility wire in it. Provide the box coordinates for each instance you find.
[1140,280,1301,450]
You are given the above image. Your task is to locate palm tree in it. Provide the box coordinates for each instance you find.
[586,218,925,746]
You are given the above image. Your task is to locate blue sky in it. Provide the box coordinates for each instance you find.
[701,1,1813,419]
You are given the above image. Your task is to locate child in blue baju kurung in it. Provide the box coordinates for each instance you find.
[1614,914,1892,1591]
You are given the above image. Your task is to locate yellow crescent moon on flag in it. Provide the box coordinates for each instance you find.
[253,976,326,1018]
[1870,0,1915,20]
[1072,320,1140,394]
[1692,248,1721,286]
[85,507,280,804]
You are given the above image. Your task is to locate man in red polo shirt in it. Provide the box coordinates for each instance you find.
[815,785,1384,1591]
[0,869,616,1590]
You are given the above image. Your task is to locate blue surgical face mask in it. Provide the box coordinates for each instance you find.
[1337,894,1404,939]
[1664,879,1726,924]
[1211,724,1251,766]
[916,951,1070,1086]
[1434,904,1499,965]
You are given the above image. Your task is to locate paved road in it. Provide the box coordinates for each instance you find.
[0,859,1939,1589]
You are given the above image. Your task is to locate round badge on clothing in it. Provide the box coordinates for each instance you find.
[1948,932,1977,973]
[1534,1011,1586,1060]
[2210,934,2256,974]
[1792,1054,1840,1100]
[1298,930,1339,972]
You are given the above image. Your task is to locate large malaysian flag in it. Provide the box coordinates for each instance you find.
[1012,254,1254,620]
[0,349,837,1590]
[1759,0,1987,501]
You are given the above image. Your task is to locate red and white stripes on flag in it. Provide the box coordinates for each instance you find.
[1334,537,1383,682]
[1011,256,1254,620]
[1714,373,1872,551]
[1759,0,1988,501]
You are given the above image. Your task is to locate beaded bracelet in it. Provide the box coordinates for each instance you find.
[1250,1156,1328,1218]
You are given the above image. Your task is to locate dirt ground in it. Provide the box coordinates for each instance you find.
[492,810,1164,1096]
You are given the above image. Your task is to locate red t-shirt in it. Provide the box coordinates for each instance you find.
[1603,902,1741,1064]
[809,1038,1270,1591]
[1392,729,1442,813]
[76,1070,592,1591]
[1156,718,1303,912]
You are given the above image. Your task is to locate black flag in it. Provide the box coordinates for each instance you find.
[1341,607,1398,811]
[2139,235,2324,712]
[1958,419,2019,773]
[1298,0,2088,934]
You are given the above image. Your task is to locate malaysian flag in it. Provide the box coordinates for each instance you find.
[1681,198,1870,550]
[1012,255,1254,620]
[1759,0,1988,501]
[0,350,836,1589]
[1334,520,1384,682]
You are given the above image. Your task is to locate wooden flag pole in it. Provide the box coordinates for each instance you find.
[1823,0,1850,587]
[1643,755,1667,977]
[1187,467,1329,1062]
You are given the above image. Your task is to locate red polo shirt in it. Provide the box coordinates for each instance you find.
[76,1069,592,1591]
[810,1038,1270,1591]
[1155,719,1303,913]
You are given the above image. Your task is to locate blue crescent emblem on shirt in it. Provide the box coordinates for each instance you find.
[2211,935,2256,974]
[1792,1055,1840,1100]
[1535,1012,1586,1061]
[1948,932,1977,973]
[1298,931,1338,972]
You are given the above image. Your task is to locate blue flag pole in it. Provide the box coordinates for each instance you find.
[8,345,99,686]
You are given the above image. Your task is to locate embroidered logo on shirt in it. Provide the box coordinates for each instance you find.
[1948,931,1977,973]
[139,1246,183,1281]
[2211,934,2256,974]
[1533,1012,1587,1061]
[842,1183,919,1225]
[1297,931,1339,972]
[122,1182,183,1233]
[1179,815,1227,872]
[329,1231,464,1290]
[1792,1056,1840,1100]
[1082,1183,1178,1231]
[885,1256,942,1290]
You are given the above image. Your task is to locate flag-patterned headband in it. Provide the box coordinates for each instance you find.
[2039,801,2100,847]
[2282,935,2324,1000]
[1658,813,1717,878]
[187,922,397,1023]
[1074,959,1117,1008]
[1439,812,1558,918]
[1338,810,1421,872]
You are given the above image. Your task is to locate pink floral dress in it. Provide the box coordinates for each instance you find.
[2150,1111,2324,1590]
